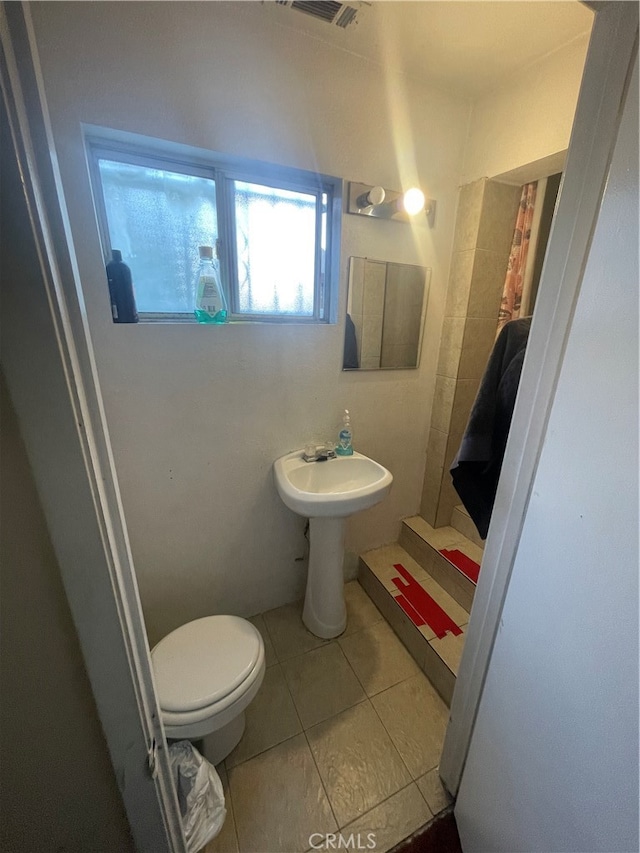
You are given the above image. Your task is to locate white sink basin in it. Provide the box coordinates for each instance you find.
[273,450,393,518]
[273,449,393,639]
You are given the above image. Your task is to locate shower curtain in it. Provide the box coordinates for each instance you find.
[497,181,537,333]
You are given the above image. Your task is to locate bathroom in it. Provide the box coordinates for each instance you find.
[25,0,591,639]
[1,1,602,851]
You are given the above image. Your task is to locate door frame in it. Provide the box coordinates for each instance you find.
[440,0,639,793]
[0,4,186,850]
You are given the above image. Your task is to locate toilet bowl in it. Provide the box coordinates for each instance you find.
[151,614,265,765]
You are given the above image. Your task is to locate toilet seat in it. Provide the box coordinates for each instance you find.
[152,615,262,711]
[151,616,266,752]
[158,648,264,728]
[152,615,265,738]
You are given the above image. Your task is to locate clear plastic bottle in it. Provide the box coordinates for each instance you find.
[336,409,353,456]
[194,245,228,324]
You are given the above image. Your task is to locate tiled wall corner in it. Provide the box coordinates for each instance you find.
[431,376,457,433]
[467,248,511,319]
[444,249,475,318]
[457,318,498,382]
[434,476,460,528]
[452,179,485,254]
[426,427,448,470]
[476,181,522,256]
[449,379,478,439]
[436,317,465,378]
[420,458,444,524]
[422,178,520,528]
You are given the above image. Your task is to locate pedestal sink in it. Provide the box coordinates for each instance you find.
[273,450,393,639]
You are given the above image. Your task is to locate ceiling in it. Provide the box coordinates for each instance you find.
[262,1,594,98]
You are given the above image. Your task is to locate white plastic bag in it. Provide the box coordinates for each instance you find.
[168,740,226,852]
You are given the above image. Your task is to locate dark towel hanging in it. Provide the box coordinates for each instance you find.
[343,313,359,369]
[450,317,532,539]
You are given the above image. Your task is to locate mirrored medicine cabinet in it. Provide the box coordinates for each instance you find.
[343,257,431,370]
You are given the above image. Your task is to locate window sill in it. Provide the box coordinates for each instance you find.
[120,314,333,325]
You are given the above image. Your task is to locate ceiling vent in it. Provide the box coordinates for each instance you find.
[275,1,364,29]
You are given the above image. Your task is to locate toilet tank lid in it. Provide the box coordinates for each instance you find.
[151,615,263,713]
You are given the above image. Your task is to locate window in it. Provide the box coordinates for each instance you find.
[87,136,341,322]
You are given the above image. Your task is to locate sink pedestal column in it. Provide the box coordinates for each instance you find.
[303,516,347,639]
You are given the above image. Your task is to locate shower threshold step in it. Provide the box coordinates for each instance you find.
[359,517,482,706]
[359,542,471,707]
[399,516,483,613]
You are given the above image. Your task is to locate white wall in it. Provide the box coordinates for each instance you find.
[455,49,638,853]
[29,2,470,643]
[462,32,591,183]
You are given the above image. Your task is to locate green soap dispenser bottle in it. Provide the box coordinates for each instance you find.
[194,245,228,324]
[336,409,353,456]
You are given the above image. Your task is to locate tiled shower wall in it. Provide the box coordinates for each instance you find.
[421,178,521,528]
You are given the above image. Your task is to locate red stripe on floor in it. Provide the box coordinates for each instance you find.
[393,593,427,626]
[391,563,462,639]
[439,549,480,583]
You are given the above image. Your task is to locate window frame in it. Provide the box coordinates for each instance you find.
[86,134,342,324]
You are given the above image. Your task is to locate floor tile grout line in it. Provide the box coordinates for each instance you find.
[228,590,445,851]
[278,657,311,734]
[301,727,341,832]
[335,635,370,697]
[226,729,302,772]
[233,590,413,769]
[340,779,434,833]
[255,610,278,652]
[365,675,432,782]
[283,642,369,731]
[338,621,428,701]
[262,599,398,668]
[261,603,295,666]
[226,659,306,770]
[278,657,303,722]
[304,689,417,803]
[304,696,370,740]
[226,730,335,853]
[303,697,417,833]
[224,781,239,853]
[212,763,240,853]
[255,588,449,709]
[228,758,443,852]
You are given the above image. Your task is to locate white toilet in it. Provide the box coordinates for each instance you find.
[151,614,265,765]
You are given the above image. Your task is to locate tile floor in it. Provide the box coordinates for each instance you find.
[204,581,452,853]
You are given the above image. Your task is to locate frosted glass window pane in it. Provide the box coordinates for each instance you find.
[234,181,317,316]
[98,159,217,313]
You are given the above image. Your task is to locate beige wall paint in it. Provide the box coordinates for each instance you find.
[0,376,134,852]
[462,32,591,183]
[29,1,470,643]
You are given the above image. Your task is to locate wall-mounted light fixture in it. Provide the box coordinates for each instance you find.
[348,181,437,227]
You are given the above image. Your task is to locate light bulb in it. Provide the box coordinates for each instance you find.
[402,187,425,216]
[356,185,386,208]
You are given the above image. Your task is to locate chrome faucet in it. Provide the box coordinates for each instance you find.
[303,443,337,463]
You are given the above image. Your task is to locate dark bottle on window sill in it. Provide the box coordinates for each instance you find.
[106,249,138,323]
